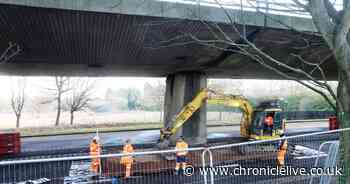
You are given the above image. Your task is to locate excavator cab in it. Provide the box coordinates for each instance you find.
[249,100,285,140]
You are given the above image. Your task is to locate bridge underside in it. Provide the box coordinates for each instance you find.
[0,3,339,144]
[0,3,337,79]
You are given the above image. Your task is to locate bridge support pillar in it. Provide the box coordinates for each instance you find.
[163,72,207,145]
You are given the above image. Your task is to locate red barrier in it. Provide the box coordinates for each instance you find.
[0,132,21,157]
[329,116,338,130]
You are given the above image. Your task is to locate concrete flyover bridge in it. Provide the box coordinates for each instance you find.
[0,0,336,144]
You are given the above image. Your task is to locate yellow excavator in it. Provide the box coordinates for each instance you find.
[158,88,285,148]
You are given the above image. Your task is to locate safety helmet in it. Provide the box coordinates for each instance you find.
[93,136,100,142]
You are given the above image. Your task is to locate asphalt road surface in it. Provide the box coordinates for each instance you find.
[21,121,328,154]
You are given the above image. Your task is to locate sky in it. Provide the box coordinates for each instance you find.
[0,76,165,98]
[0,76,333,99]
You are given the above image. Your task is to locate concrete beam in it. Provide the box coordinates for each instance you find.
[163,72,207,145]
[0,0,316,32]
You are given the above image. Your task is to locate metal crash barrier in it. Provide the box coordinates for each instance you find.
[309,141,340,184]
[0,128,349,184]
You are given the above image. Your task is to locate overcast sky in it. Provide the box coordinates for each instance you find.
[0,76,165,98]
[0,76,332,100]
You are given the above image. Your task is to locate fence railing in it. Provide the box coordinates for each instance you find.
[207,111,335,122]
[159,0,310,17]
[1,128,349,184]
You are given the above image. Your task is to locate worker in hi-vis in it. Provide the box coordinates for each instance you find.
[90,136,101,175]
[264,115,274,136]
[175,137,189,175]
[120,139,134,178]
[277,134,288,168]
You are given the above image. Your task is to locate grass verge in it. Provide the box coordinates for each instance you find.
[6,121,234,137]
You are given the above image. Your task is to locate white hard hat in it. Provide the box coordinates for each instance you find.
[93,136,100,141]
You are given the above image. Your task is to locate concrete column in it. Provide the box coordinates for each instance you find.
[163,72,207,145]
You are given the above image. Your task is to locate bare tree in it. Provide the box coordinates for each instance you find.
[153,80,166,121]
[29,96,52,119]
[208,79,243,94]
[10,77,26,128]
[299,1,350,182]
[149,2,340,105]
[147,1,337,110]
[147,0,349,181]
[116,88,142,110]
[143,81,165,121]
[45,76,71,126]
[65,79,95,125]
[0,42,21,63]
[208,79,243,121]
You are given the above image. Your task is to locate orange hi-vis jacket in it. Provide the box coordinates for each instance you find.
[121,144,134,165]
[90,142,101,156]
[265,116,273,126]
[90,142,101,173]
[277,139,288,164]
[176,141,188,156]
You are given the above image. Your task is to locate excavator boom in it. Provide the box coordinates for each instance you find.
[207,94,254,138]
[160,88,254,141]
[160,89,209,141]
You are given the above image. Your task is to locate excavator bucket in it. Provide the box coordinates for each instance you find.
[156,138,170,150]
[156,128,177,160]
[156,138,176,160]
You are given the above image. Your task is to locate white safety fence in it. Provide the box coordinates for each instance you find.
[0,128,349,184]
[202,129,346,184]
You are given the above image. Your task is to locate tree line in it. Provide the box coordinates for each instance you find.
[9,77,335,129]
[11,76,94,128]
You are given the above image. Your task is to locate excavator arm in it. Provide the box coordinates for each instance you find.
[160,88,210,140]
[207,94,254,138]
[160,88,254,141]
